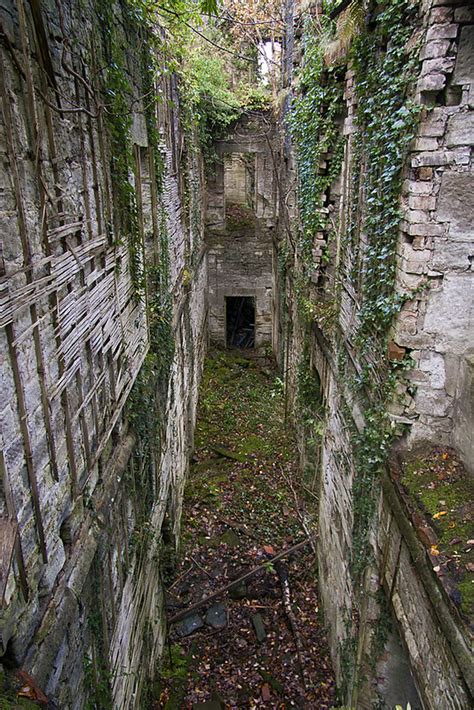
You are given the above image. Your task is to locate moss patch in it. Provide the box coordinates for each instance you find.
[400,447,474,620]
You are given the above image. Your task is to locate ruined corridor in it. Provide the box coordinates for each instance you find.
[0,0,473,709]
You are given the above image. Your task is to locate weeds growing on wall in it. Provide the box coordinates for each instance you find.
[350,0,421,364]
[287,0,421,694]
[97,0,145,293]
[348,0,420,580]
[290,16,345,269]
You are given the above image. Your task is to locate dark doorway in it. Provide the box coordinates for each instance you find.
[226,296,255,348]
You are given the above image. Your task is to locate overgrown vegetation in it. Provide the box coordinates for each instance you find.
[286,0,422,698]
[290,15,345,268]
[183,47,271,162]
[159,350,335,707]
[346,0,420,579]
[400,448,474,620]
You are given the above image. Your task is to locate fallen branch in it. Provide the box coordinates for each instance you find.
[210,445,247,463]
[218,515,257,539]
[279,464,317,551]
[168,539,311,624]
[167,564,194,592]
[190,555,213,579]
[275,560,310,690]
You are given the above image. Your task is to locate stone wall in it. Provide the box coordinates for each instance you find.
[205,114,277,351]
[392,0,474,472]
[0,1,207,707]
[280,0,473,707]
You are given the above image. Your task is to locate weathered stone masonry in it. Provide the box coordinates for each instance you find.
[280,0,473,708]
[0,1,206,707]
[206,113,278,351]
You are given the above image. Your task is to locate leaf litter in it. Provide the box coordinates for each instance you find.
[157,349,335,709]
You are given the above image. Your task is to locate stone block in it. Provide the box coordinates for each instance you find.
[419,350,446,389]
[402,257,429,275]
[423,273,473,352]
[419,119,447,137]
[412,237,427,250]
[407,222,445,237]
[421,57,456,75]
[406,208,430,223]
[454,7,474,22]
[388,341,406,361]
[432,239,472,270]
[411,149,470,166]
[446,111,474,146]
[426,24,459,41]
[429,7,454,23]
[452,353,474,473]
[413,137,439,151]
[415,166,434,180]
[420,40,451,60]
[405,180,433,195]
[415,387,452,416]
[437,171,474,237]
[453,26,474,85]
[417,73,447,93]
[408,195,436,210]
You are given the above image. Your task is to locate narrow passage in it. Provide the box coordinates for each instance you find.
[160,350,335,708]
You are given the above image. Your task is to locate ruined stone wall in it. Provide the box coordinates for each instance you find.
[280,0,473,706]
[205,114,277,351]
[395,2,474,471]
[0,1,207,707]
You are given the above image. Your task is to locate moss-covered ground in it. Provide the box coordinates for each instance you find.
[400,447,474,621]
[156,349,334,708]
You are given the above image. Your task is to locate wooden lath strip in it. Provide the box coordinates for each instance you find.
[80,345,148,491]
[5,322,48,563]
[0,448,29,604]
[0,46,59,486]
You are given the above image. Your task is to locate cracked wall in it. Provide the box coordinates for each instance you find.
[0,1,207,707]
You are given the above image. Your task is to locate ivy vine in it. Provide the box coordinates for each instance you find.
[290,16,345,269]
[348,0,421,579]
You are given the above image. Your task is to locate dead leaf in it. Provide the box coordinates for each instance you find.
[263,545,275,555]
[15,671,49,705]
[261,683,271,701]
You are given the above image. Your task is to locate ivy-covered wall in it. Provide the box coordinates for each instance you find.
[0,1,207,707]
[280,0,473,707]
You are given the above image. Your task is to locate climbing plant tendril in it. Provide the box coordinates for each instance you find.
[290,16,345,270]
[287,2,423,693]
[348,0,421,582]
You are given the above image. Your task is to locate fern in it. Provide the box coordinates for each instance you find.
[321,0,366,65]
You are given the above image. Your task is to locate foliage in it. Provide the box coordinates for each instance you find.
[83,558,113,709]
[290,16,345,268]
[350,0,421,363]
[286,0,422,697]
[183,49,242,155]
[97,0,144,292]
[346,0,421,579]
[401,448,474,619]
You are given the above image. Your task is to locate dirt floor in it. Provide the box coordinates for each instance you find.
[156,350,335,709]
